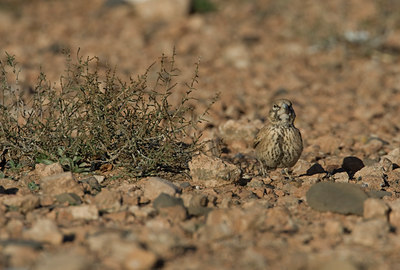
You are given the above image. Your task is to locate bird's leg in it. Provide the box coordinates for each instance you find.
[258,161,269,177]
[281,168,293,181]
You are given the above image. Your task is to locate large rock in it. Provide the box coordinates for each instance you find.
[306,182,368,215]
[189,154,241,187]
[40,172,84,197]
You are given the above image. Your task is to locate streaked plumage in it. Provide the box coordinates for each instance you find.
[254,99,303,176]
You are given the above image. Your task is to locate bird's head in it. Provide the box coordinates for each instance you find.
[268,99,296,125]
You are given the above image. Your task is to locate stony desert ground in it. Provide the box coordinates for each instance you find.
[1,0,400,269]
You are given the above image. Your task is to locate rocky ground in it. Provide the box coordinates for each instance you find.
[1,0,400,269]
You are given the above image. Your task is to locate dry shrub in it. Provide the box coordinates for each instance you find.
[0,50,216,176]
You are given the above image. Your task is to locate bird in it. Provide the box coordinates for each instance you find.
[254,99,303,178]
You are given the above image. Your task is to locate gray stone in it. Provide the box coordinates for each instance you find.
[153,193,184,210]
[55,193,82,205]
[366,189,392,199]
[306,182,368,215]
[80,177,102,195]
[186,194,212,216]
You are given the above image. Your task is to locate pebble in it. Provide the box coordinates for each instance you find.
[388,199,400,228]
[383,147,400,165]
[158,205,187,222]
[153,193,184,209]
[341,156,364,177]
[33,249,92,270]
[94,189,122,213]
[142,177,181,201]
[292,159,312,176]
[129,205,157,219]
[333,171,349,183]
[182,193,211,216]
[218,119,259,149]
[324,220,344,236]
[351,219,389,246]
[40,172,84,197]
[92,175,105,184]
[363,198,389,220]
[128,0,190,21]
[200,208,250,240]
[80,177,102,195]
[3,244,39,268]
[23,219,63,245]
[2,195,40,213]
[189,154,241,187]
[123,243,158,270]
[67,205,99,221]
[306,182,368,215]
[6,219,24,238]
[264,206,298,233]
[354,164,384,180]
[34,163,63,177]
[55,193,82,206]
[362,138,384,156]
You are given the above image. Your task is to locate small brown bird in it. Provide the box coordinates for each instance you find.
[254,99,303,177]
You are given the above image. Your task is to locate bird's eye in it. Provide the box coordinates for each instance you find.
[272,104,279,110]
